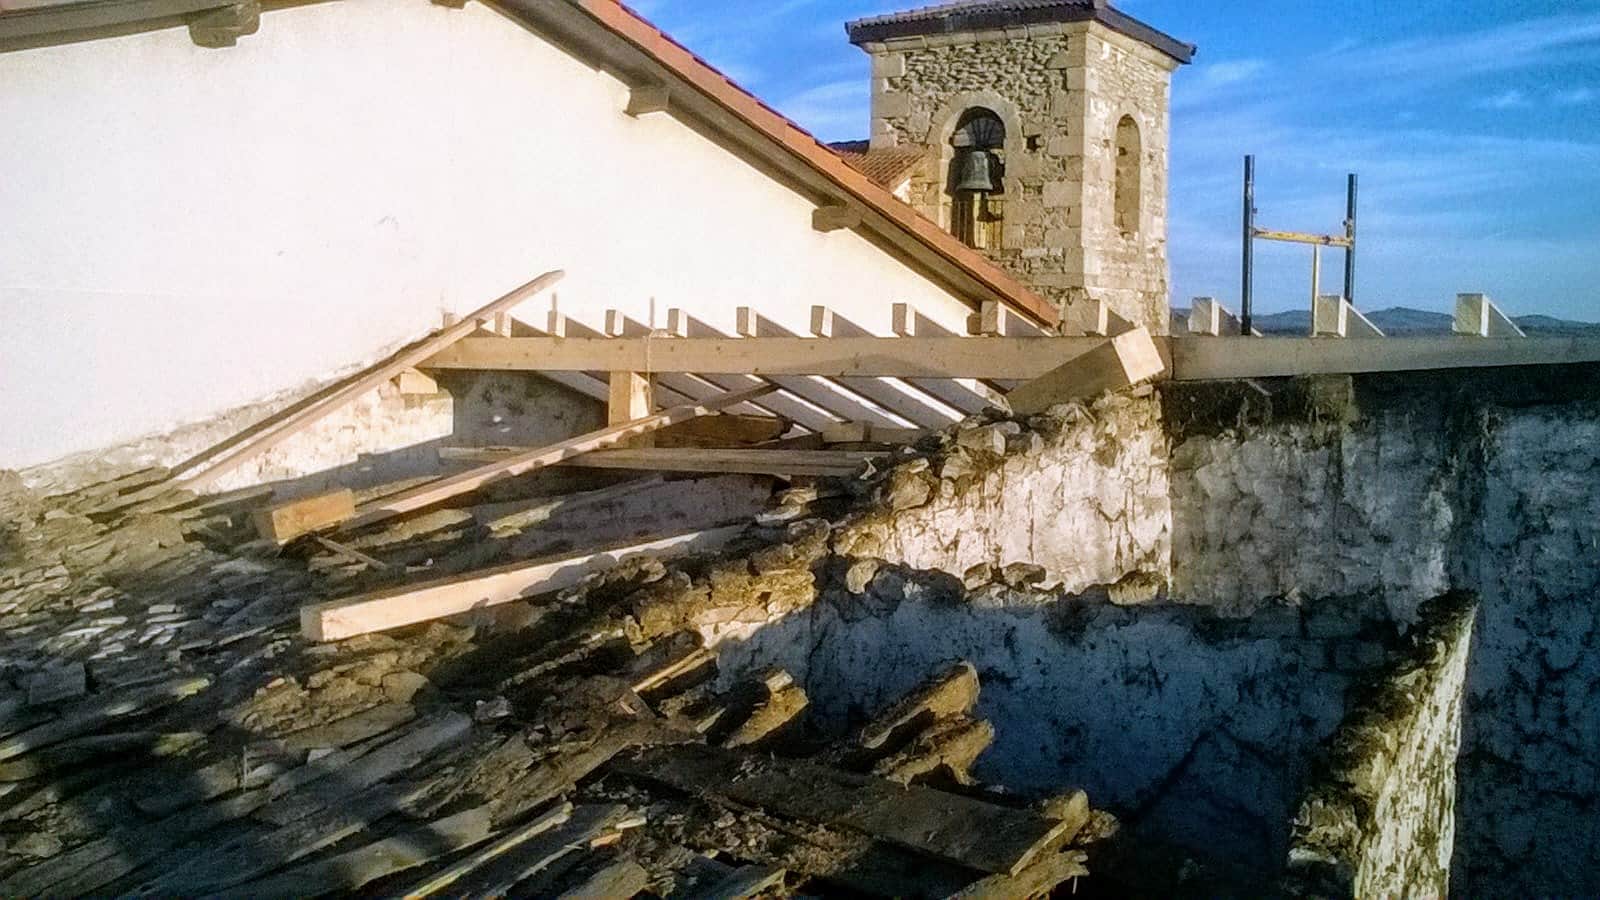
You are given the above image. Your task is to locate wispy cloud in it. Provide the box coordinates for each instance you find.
[1477,89,1529,110]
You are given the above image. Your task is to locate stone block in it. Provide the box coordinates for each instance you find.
[1043,179,1075,207]
[872,52,907,78]
[877,91,912,118]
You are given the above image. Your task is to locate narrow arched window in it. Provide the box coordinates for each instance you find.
[1114,115,1142,237]
[948,109,1005,249]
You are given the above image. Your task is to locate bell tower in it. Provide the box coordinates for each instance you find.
[846,2,1194,334]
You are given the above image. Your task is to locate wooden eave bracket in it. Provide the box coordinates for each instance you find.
[812,203,861,234]
[188,0,258,48]
[626,84,671,118]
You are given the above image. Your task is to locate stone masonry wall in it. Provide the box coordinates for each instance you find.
[576,391,1395,886]
[861,22,1176,332]
[1164,366,1600,896]
[1284,592,1477,898]
[831,388,1169,596]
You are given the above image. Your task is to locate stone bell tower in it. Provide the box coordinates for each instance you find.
[846,1,1194,334]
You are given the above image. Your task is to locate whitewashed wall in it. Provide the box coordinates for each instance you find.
[0,0,977,467]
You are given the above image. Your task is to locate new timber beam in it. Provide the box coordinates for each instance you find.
[424,336,1117,380]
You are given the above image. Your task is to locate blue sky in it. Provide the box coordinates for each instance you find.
[631,0,1600,321]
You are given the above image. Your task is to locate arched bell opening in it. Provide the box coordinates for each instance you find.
[947,108,1006,250]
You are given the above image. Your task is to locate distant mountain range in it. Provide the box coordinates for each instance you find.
[1168,306,1600,337]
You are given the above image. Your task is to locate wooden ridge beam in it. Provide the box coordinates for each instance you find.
[339,383,777,532]
[424,335,1115,380]
[302,526,743,641]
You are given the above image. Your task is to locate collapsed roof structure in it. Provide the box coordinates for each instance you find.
[3,0,1600,897]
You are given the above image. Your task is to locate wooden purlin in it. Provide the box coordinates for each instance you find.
[173,269,566,490]
[339,383,778,533]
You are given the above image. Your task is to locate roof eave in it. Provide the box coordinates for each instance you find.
[517,0,1058,327]
[846,5,1194,66]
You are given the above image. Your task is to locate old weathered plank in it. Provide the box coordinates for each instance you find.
[0,676,210,762]
[230,805,494,900]
[617,744,1069,876]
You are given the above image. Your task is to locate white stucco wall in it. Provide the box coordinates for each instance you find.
[0,0,977,467]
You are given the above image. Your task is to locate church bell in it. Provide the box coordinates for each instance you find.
[953,149,1001,194]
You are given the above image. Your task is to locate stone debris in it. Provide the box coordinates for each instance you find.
[0,457,1108,898]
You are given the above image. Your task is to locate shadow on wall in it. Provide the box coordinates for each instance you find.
[710,569,1402,882]
[1160,367,1600,896]
[243,370,606,503]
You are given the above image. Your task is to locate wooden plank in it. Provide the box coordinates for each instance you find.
[617,744,1070,876]
[174,269,564,489]
[608,371,655,448]
[948,850,1089,900]
[972,301,1049,338]
[438,448,876,477]
[556,857,650,899]
[396,801,573,897]
[655,414,789,448]
[410,804,632,898]
[423,335,1111,380]
[812,204,861,233]
[819,423,926,446]
[1170,335,1600,380]
[302,526,744,641]
[1253,228,1352,248]
[253,489,356,544]
[1062,298,1136,337]
[1004,327,1166,416]
[0,677,209,763]
[340,384,776,532]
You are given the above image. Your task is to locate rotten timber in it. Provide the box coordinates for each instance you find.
[613,743,1071,876]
